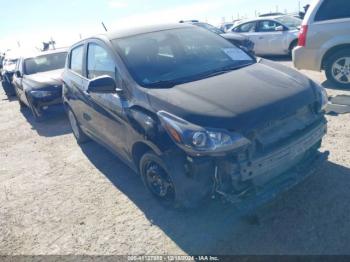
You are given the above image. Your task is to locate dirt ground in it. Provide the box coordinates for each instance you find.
[1,58,350,256]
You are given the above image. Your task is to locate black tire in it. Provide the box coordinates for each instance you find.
[289,40,298,57]
[139,152,212,209]
[325,49,350,89]
[67,108,90,144]
[14,89,26,108]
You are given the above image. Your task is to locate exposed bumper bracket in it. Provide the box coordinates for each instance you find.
[215,150,329,211]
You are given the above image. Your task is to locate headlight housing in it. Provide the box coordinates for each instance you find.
[319,86,328,112]
[157,111,250,155]
[313,83,328,112]
[30,90,55,98]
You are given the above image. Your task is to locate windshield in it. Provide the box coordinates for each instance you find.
[5,59,17,66]
[24,52,67,75]
[195,23,224,34]
[112,27,254,88]
[275,16,302,29]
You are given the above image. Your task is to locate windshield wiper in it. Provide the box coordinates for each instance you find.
[200,63,254,79]
[144,80,178,88]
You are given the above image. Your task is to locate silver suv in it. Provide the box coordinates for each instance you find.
[293,0,350,88]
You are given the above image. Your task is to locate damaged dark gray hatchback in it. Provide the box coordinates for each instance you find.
[63,23,328,208]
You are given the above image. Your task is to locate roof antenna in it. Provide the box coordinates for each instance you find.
[102,22,108,32]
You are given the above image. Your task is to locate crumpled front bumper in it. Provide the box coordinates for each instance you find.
[216,150,329,212]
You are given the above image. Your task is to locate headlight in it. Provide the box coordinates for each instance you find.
[157,111,251,155]
[314,83,328,112]
[30,90,55,98]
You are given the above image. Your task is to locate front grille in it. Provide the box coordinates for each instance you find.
[253,106,322,155]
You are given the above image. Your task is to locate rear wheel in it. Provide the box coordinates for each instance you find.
[325,49,350,89]
[67,108,90,144]
[289,40,298,57]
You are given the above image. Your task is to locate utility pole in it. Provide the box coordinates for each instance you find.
[16,41,21,48]
[102,22,108,32]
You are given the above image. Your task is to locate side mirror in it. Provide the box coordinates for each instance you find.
[87,75,116,93]
[15,70,22,78]
[275,25,284,31]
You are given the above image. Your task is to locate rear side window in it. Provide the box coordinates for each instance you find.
[70,45,84,75]
[315,0,350,21]
[87,43,115,79]
[234,22,255,33]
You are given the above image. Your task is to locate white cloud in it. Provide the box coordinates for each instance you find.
[109,0,244,30]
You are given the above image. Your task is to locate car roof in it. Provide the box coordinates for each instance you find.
[106,23,194,40]
[234,15,285,25]
[21,47,68,59]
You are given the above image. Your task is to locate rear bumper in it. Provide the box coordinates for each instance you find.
[293,46,322,71]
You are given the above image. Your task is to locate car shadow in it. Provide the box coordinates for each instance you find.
[20,105,71,137]
[322,80,350,91]
[80,140,350,254]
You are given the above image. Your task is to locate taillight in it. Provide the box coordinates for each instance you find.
[298,25,308,47]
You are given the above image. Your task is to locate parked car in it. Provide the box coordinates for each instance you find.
[63,23,328,209]
[1,54,19,96]
[12,48,68,121]
[259,12,285,17]
[293,0,350,88]
[219,21,240,32]
[181,21,255,55]
[230,15,302,56]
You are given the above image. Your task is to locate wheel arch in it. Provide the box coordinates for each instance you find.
[131,141,162,172]
[289,38,298,51]
[322,44,350,69]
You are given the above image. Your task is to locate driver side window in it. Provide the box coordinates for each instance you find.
[234,22,256,33]
[87,43,116,80]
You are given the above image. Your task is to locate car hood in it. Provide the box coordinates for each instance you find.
[147,59,317,133]
[220,32,248,41]
[23,69,63,90]
[3,64,16,72]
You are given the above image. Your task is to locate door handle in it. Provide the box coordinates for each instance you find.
[259,36,264,39]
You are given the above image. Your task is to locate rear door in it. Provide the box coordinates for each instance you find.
[232,21,263,54]
[12,58,26,103]
[63,44,90,131]
[255,20,287,55]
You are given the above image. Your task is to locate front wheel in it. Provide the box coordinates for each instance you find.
[325,49,350,89]
[140,152,176,207]
[67,108,90,144]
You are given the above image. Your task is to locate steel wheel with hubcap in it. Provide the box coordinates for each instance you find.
[325,50,350,89]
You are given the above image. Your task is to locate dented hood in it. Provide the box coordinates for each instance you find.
[23,69,63,90]
[147,59,317,132]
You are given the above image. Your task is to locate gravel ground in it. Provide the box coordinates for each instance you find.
[1,58,350,256]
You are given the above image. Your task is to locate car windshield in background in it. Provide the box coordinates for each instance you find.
[113,27,254,88]
[24,52,67,75]
[5,59,17,66]
[275,16,302,29]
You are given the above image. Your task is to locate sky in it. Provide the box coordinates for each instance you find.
[0,0,312,52]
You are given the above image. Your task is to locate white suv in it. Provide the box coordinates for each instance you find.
[293,0,350,88]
